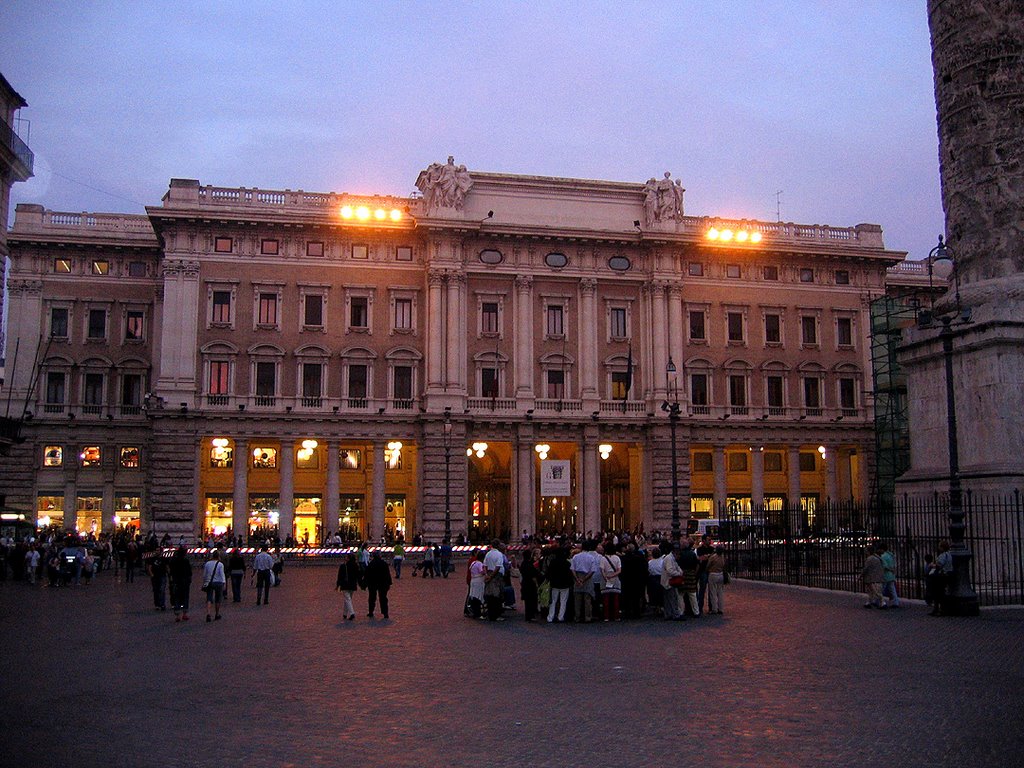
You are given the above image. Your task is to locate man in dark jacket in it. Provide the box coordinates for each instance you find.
[365,551,393,619]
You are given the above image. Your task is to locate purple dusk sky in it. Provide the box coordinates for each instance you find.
[1,1,942,260]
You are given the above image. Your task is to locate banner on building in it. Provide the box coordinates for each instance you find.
[540,460,571,497]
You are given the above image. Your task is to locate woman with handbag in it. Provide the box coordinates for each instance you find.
[705,545,727,615]
[599,542,622,621]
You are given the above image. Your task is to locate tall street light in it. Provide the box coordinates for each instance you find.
[926,236,979,616]
[661,356,681,542]
[443,407,452,541]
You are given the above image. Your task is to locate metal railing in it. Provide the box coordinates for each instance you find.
[1,117,33,174]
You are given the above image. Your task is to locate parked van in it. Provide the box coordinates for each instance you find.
[686,518,721,539]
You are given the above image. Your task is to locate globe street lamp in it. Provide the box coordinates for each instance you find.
[443,407,452,541]
[925,236,979,616]
[661,356,682,542]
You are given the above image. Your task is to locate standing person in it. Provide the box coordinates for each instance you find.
[227,548,246,603]
[695,535,715,615]
[420,542,435,578]
[253,544,274,606]
[619,543,647,620]
[482,539,506,621]
[705,546,727,614]
[659,541,683,620]
[924,554,942,614]
[571,542,595,623]
[364,551,393,619]
[467,549,486,619]
[392,540,405,579]
[24,546,40,586]
[148,552,168,611]
[647,545,665,617]
[202,549,226,622]
[677,539,701,617]
[336,552,360,620]
[440,538,453,578]
[433,542,443,577]
[862,544,885,609]
[546,546,573,623]
[357,541,370,577]
[168,546,192,622]
[520,548,542,622]
[878,542,900,608]
[271,547,284,586]
[933,540,954,616]
[124,539,138,583]
[599,542,622,621]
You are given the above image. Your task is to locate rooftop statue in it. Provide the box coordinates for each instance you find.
[642,171,685,227]
[416,156,473,212]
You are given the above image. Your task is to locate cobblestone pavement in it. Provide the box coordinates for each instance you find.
[1,564,1022,768]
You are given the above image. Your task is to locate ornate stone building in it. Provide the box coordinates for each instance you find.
[0,162,907,542]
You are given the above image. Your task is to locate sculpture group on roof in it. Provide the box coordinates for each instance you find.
[642,171,685,227]
[416,156,473,212]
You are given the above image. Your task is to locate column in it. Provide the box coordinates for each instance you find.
[579,278,598,402]
[103,481,115,532]
[514,276,534,400]
[232,438,249,541]
[857,446,872,504]
[582,431,600,535]
[650,284,668,399]
[825,446,839,504]
[371,441,386,541]
[713,445,727,513]
[787,446,802,532]
[445,272,464,392]
[751,446,765,508]
[279,440,294,543]
[155,258,201,406]
[668,286,685,388]
[516,437,536,536]
[325,441,340,539]
[427,270,445,393]
[64,481,76,533]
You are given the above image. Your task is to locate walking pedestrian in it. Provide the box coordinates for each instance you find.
[862,544,884,608]
[228,548,246,603]
[24,546,40,585]
[336,552,360,620]
[466,549,486,619]
[253,544,274,605]
[392,540,404,579]
[677,539,700,617]
[483,540,506,621]
[695,535,715,615]
[705,546,727,614]
[440,538,453,578]
[168,546,192,622]
[421,543,435,578]
[365,551,392,619]
[659,541,683,620]
[878,542,900,608]
[202,549,226,622]
[148,552,168,610]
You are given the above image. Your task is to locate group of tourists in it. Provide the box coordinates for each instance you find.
[463,534,729,623]
[862,539,958,616]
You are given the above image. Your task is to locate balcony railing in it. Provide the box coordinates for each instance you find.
[467,397,517,411]
[534,399,582,413]
[1,117,33,177]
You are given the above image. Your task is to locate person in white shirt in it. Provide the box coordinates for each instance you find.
[482,540,506,621]
[252,544,275,605]
[201,549,227,622]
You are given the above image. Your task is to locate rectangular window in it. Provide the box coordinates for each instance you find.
[692,452,713,472]
[92,260,109,275]
[340,450,362,470]
[837,317,853,347]
[348,365,368,399]
[764,452,784,472]
[763,265,779,281]
[799,452,818,472]
[84,373,104,407]
[50,307,69,338]
[44,445,63,467]
[54,258,72,273]
[689,310,706,341]
[611,371,629,400]
[304,241,323,257]
[255,362,276,397]
[546,369,565,399]
[481,302,499,334]
[801,316,817,345]
[610,307,627,339]
[767,376,785,408]
[352,244,368,260]
[252,448,278,469]
[726,264,741,279]
[120,447,140,468]
[728,375,746,407]
[128,261,147,277]
[393,366,413,400]
[125,310,145,341]
[80,446,101,468]
[690,373,709,406]
[546,305,564,337]
[481,367,498,398]
[304,294,324,327]
[261,239,279,255]
[835,269,850,285]
[840,378,857,410]
[394,299,413,331]
[803,377,821,409]
[396,246,413,262]
[727,312,744,342]
[688,262,704,276]
[800,268,815,283]
[209,361,231,395]
[46,372,66,404]
[87,309,107,340]
[258,293,278,326]
[121,374,143,407]
[214,237,233,253]
[212,291,232,324]
[728,452,749,472]
[350,297,368,328]
[302,363,322,398]
[765,314,781,344]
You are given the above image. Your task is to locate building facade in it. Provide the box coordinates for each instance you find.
[0,161,907,542]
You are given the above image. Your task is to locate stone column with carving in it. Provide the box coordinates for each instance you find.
[278,440,295,543]
[2,279,43,400]
[446,272,465,393]
[650,283,668,400]
[232,438,249,541]
[582,427,600,535]
[668,285,685,385]
[325,441,340,540]
[155,258,201,407]
[579,278,599,405]
[427,270,446,394]
[371,441,386,540]
[514,275,535,404]
[515,429,536,537]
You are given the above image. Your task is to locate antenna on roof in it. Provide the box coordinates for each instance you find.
[775,190,783,222]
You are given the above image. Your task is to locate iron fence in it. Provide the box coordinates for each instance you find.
[718,491,1024,606]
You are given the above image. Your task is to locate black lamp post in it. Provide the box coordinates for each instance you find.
[443,407,452,541]
[661,356,681,542]
[926,236,979,616]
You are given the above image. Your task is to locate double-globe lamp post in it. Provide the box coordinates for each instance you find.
[662,357,682,542]
[927,236,979,616]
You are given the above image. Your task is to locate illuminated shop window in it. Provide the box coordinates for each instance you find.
[338,495,365,540]
[36,495,65,529]
[690,495,714,517]
[80,446,102,467]
[205,495,234,536]
[248,495,280,537]
[43,445,63,467]
[340,449,362,470]
[293,496,322,545]
[114,496,141,530]
[296,439,319,469]
[252,447,278,469]
[384,494,406,539]
[76,496,103,536]
[210,438,233,468]
[120,447,140,468]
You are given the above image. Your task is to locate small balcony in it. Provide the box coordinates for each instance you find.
[0,117,33,180]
